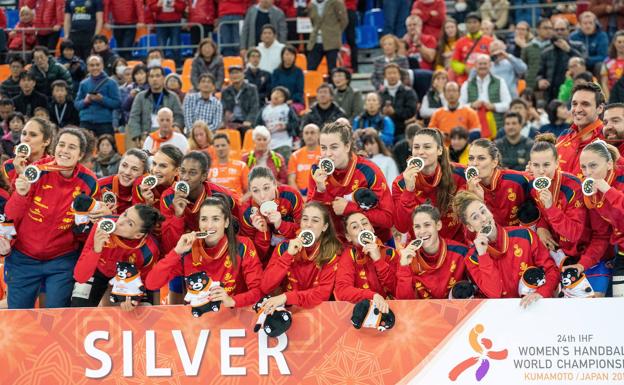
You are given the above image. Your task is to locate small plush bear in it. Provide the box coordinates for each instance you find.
[559,257,594,298]
[252,296,292,337]
[449,280,476,299]
[109,262,146,303]
[353,188,378,210]
[184,271,221,317]
[351,299,395,331]
[72,192,100,235]
[518,266,546,297]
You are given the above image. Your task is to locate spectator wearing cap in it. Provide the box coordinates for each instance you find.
[570,11,609,75]
[448,126,469,164]
[0,56,25,100]
[64,0,104,60]
[255,86,299,162]
[451,12,494,85]
[103,0,146,59]
[191,38,225,91]
[90,34,119,76]
[29,46,73,98]
[242,125,288,183]
[12,72,48,117]
[240,0,287,58]
[307,0,348,72]
[57,40,87,97]
[301,83,346,131]
[331,67,362,121]
[221,65,260,133]
[245,48,272,103]
[183,73,223,133]
[256,25,285,73]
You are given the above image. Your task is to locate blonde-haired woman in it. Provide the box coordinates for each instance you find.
[188,120,216,161]
[371,34,410,90]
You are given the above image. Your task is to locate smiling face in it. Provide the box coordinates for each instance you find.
[344,213,374,246]
[54,133,83,168]
[178,158,207,192]
[580,149,612,180]
[20,120,50,156]
[151,151,178,185]
[117,154,145,187]
[412,134,443,170]
[571,90,602,128]
[468,145,498,180]
[87,56,103,77]
[320,132,351,169]
[412,212,442,250]
[198,205,229,245]
[529,149,558,179]
[300,206,328,242]
[249,176,277,205]
[114,207,146,239]
[463,200,494,233]
[603,107,624,141]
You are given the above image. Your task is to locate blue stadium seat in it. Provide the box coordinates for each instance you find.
[109,36,117,50]
[6,9,19,29]
[132,34,157,58]
[181,33,193,57]
[364,8,384,34]
[364,0,376,12]
[356,25,378,49]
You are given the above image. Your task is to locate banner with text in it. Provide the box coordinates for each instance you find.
[0,299,623,385]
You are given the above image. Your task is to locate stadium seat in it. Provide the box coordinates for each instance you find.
[304,70,324,111]
[517,79,526,96]
[162,59,176,73]
[223,56,244,85]
[132,34,157,58]
[114,133,126,154]
[242,129,255,154]
[109,37,117,50]
[0,65,10,83]
[6,9,18,29]
[127,60,143,68]
[356,25,379,49]
[181,58,193,92]
[295,53,308,71]
[364,8,384,34]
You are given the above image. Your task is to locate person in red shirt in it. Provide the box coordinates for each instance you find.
[395,204,469,299]
[556,83,606,179]
[187,0,215,46]
[5,127,99,309]
[393,128,466,241]
[148,0,186,64]
[308,121,394,243]
[403,15,437,71]
[334,212,396,311]
[3,117,54,186]
[578,141,624,296]
[103,0,146,59]
[527,134,588,261]
[72,204,163,308]
[464,138,531,227]
[411,0,446,39]
[453,191,559,306]
[146,196,264,308]
[20,0,64,50]
[217,0,252,56]
[98,148,149,215]
[132,144,183,213]
[239,166,303,264]
[8,6,37,55]
[260,201,343,311]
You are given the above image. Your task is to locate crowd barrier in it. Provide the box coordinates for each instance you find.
[1,298,623,384]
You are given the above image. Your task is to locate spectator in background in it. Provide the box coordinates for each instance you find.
[165,73,185,103]
[208,133,250,196]
[434,17,461,71]
[49,80,80,128]
[122,64,149,119]
[255,86,299,161]
[142,107,189,154]
[343,0,358,72]
[301,84,346,132]
[274,0,299,43]
[601,30,624,101]
[591,0,624,39]
[8,6,36,57]
[91,35,119,76]
[93,134,121,177]
[242,125,287,183]
[0,7,6,64]
[522,18,553,92]
[307,0,348,72]
[353,92,395,147]
[127,66,184,147]
[75,55,121,137]
[361,133,399,185]
[0,100,14,133]
[392,122,419,172]
[507,21,532,59]
[288,123,320,195]
[187,120,216,163]
[1,112,26,157]
[331,67,363,121]
[540,99,571,138]
[519,88,549,127]
[411,0,446,39]
[403,15,437,71]
[221,65,260,133]
[103,0,145,59]
[508,98,540,138]
[12,72,48,117]
[480,19,495,38]
[494,111,534,171]
[240,0,287,57]
[64,0,104,60]
[429,81,481,140]
[489,39,527,98]
[245,48,272,103]
[480,0,510,30]
[186,0,215,46]
[20,0,64,51]
[449,126,470,164]
[558,57,592,103]
[191,38,224,91]
[110,57,129,87]
[451,12,493,85]
[452,0,478,24]
[145,49,172,75]
[183,73,222,133]
[57,40,86,97]
[419,69,448,121]
[257,25,285,73]
[0,56,25,100]
[371,35,410,91]
[148,0,185,65]
[30,46,73,97]
[570,11,609,76]
[609,73,624,104]
[383,0,410,37]
[537,17,587,103]
[379,63,417,141]
[217,0,250,56]
[271,45,304,113]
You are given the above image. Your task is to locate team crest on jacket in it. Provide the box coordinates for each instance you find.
[507,188,516,201]
[514,244,523,258]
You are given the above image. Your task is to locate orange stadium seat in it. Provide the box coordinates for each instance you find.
[304,70,324,111]
[162,59,176,73]
[295,53,308,70]
[242,129,254,154]
[0,65,10,82]
[181,58,193,92]
[223,56,244,85]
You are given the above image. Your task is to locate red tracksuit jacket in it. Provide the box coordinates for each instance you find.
[98,175,134,214]
[218,0,252,17]
[131,175,173,212]
[261,241,340,308]
[393,163,466,240]
[532,170,588,258]
[160,181,239,254]
[104,0,145,24]
[187,0,216,25]
[3,155,55,187]
[334,244,397,303]
[395,238,469,299]
[74,218,160,282]
[465,225,559,298]
[148,0,186,22]
[8,21,37,51]
[0,8,6,29]
[20,0,64,35]
[239,184,303,263]
[411,0,446,38]
[307,154,394,242]
[145,235,264,307]
[579,166,624,269]
[556,120,604,179]
[5,161,98,260]
[274,0,296,17]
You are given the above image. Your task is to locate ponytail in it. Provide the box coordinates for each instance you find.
[135,204,165,234]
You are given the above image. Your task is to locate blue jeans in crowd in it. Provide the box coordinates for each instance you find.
[5,249,78,309]
[113,26,137,59]
[219,15,243,57]
[382,0,409,38]
[156,24,181,63]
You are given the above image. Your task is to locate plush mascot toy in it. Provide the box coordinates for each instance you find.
[559,257,594,298]
[352,188,379,210]
[184,271,221,317]
[252,296,292,337]
[72,193,101,234]
[518,266,546,296]
[448,280,477,299]
[109,262,146,303]
[518,199,541,231]
[351,299,395,331]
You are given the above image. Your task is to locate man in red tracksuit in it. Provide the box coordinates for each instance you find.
[218,0,253,56]
[187,0,216,46]
[148,0,186,64]
[104,0,146,59]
